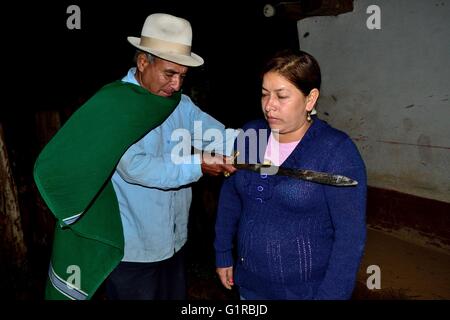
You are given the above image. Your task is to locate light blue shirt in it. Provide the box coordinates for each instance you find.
[111,68,236,262]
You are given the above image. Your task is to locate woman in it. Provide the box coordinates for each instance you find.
[214,50,367,300]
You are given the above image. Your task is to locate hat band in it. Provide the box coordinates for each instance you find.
[139,36,191,56]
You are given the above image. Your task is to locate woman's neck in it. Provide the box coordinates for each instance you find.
[273,121,312,143]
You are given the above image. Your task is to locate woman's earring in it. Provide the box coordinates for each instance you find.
[306,111,312,122]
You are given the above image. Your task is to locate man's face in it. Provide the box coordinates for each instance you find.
[138,55,188,97]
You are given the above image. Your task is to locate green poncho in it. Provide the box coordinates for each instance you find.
[33,81,180,299]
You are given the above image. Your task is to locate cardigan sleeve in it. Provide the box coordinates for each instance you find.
[315,137,367,300]
[214,175,242,268]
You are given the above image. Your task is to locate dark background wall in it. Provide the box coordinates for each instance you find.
[5,0,300,122]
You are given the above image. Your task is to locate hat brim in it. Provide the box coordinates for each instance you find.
[128,36,204,67]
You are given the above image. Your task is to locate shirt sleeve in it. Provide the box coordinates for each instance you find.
[214,174,242,268]
[115,138,203,190]
[314,137,367,300]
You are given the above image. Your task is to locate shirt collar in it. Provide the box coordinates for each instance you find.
[122,67,140,86]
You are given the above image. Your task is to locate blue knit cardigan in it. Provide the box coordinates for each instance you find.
[214,117,367,299]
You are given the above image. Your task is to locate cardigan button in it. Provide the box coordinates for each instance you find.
[260,173,268,179]
[257,186,264,192]
[256,197,263,203]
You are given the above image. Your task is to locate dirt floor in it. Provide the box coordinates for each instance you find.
[355,228,450,299]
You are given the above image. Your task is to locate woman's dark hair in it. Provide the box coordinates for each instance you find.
[261,49,321,96]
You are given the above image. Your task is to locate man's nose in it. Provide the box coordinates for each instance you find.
[169,76,182,91]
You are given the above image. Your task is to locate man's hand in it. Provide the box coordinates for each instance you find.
[201,152,237,177]
[216,266,234,290]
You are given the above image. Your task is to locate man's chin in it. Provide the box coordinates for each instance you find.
[160,91,173,97]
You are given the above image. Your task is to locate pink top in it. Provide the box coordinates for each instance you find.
[264,133,300,166]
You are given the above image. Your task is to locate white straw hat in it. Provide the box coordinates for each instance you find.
[127,13,204,67]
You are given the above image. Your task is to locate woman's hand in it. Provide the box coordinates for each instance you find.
[216,267,234,290]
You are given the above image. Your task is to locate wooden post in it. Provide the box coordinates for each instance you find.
[33,110,61,241]
[0,122,27,266]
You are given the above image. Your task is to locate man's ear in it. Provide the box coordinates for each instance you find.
[136,53,149,72]
[306,88,320,112]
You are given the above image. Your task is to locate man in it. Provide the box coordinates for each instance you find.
[105,13,237,300]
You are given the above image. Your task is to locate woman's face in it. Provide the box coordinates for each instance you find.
[261,71,317,142]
